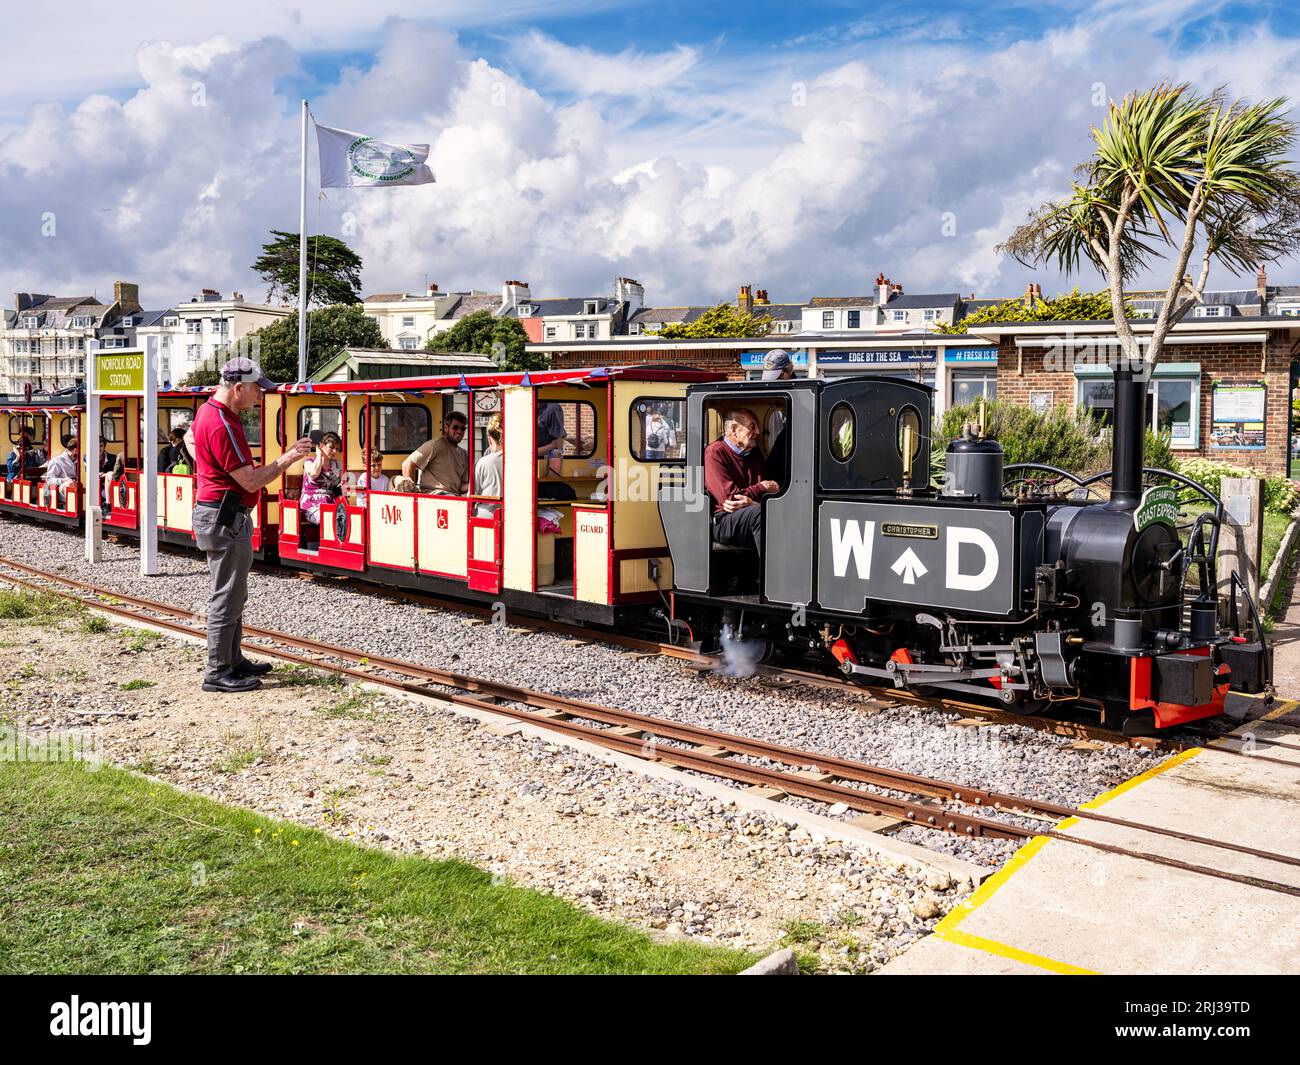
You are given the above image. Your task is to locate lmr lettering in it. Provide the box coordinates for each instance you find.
[50,996,152,1045]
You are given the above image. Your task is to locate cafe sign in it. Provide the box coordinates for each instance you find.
[94,350,145,394]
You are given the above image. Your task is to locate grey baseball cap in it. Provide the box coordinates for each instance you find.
[762,349,794,380]
[220,356,277,390]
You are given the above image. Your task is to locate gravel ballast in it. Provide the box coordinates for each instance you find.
[3,613,972,973]
[0,519,1167,871]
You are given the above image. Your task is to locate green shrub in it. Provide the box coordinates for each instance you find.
[937,399,1106,471]
[1174,457,1299,514]
[1142,428,1175,472]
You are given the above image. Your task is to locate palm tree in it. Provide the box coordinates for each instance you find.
[1001,83,1300,367]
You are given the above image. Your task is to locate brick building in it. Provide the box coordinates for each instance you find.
[969,318,1300,477]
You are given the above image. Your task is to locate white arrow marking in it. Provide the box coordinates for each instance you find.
[891,547,928,585]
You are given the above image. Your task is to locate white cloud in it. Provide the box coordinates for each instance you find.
[5,7,1300,316]
[514,32,701,97]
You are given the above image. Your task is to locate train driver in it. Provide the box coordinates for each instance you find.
[703,408,780,554]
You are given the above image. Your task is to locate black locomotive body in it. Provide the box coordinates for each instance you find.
[658,368,1271,731]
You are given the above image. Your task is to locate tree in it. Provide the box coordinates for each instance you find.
[252,229,365,307]
[653,303,773,339]
[425,310,545,371]
[1001,83,1300,367]
[180,303,383,385]
[935,287,1122,334]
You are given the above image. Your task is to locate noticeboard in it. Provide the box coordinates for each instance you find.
[94,350,146,395]
[1210,380,1266,450]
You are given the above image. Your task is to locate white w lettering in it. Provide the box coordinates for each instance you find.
[830,519,874,578]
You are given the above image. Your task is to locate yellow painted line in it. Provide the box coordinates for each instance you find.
[934,926,1099,975]
[1075,745,1202,811]
[928,746,1202,974]
[1261,699,1298,722]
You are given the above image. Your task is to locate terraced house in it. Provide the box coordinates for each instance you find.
[1,282,144,394]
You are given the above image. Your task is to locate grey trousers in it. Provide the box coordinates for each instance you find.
[193,506,253,681]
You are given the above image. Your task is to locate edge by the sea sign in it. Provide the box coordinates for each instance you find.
[1135,484,1181,531]
[94,350,145,394]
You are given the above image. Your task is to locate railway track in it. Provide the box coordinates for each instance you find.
[2,554,1299,899]
[305,568,1300,762]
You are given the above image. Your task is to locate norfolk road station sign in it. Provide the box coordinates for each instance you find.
[94,350,145,394]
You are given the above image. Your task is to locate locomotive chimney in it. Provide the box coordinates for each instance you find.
[1108,362,1147,510]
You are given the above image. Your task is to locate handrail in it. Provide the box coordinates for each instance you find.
[1078,465,1224,520]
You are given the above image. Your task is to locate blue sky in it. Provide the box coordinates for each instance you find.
[3,1,1300,309]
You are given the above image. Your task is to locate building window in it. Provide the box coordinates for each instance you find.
[186,320,202,334]
[1077,371,1198,447]
[102,337,126,349]
[187,344,201,360]
[574,323,588,339]
[120,316,134,328]
[402,316,415,328]
[892,310,907,323]
[164,317,179,328]
[950,369,997,407]
[628,323,641,335]
[1198,306,1223,317]
[584,301,599,315]
[545,325,557,340]
[924,309,938,321]
[212,319,228,334]
[822,311,834,329]
[847,310,860,329]
[400,338,417,350]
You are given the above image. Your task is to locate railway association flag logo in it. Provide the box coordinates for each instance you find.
[316,123,435,188]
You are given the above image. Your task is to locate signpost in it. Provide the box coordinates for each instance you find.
[87,343,158,575]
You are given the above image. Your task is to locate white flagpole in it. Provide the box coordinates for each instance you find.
[298,99,309,383]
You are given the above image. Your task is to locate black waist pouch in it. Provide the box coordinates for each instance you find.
[216,490,244,529]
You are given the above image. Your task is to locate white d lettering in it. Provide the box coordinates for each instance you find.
[946,526,998,591]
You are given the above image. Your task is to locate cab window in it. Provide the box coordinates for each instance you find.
[630,398,685,462]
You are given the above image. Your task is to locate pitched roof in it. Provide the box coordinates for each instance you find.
[809,296,875,307]
[884,292,960,310]
[443,294,500,319]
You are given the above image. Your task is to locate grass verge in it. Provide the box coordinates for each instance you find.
[0,759,757,975]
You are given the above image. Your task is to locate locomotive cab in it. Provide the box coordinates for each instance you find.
[658,376,933,606]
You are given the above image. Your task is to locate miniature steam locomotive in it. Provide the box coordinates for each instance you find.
[658,367,1272,732]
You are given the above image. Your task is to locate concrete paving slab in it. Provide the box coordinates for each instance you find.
[880,723,1300,975]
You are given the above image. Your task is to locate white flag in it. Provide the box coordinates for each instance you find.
[316,123,435,188]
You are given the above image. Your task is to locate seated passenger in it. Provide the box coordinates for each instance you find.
[474,416,503,516]
[160,428,193,473]
[402,411,469,495]
[45,435,80,486]
[299,431,343,526]
[703,408,780,554]
[355,452,390,507]
[6,429,43,483]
